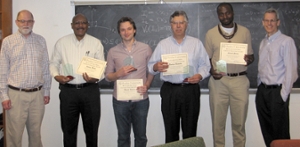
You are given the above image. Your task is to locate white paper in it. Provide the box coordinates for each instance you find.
[76,56,107,79]
[117,79,143,100]
[220,42,248,65]
[161,53,189,76]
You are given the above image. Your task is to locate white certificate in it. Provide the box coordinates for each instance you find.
[220,42,248,65]
[76,56,107,79]
[161,53,189,76]
[117,79,143,100]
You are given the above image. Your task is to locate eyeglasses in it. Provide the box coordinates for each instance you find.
[171,21,187,25]
[73,21,88,25]
[17,20,34,24]
[263,19,278,23]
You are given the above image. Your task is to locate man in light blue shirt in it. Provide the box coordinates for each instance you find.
[148,10,211,143]
[256,8,298,147]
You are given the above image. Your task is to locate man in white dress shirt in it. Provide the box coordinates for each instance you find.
[50,13,105,147]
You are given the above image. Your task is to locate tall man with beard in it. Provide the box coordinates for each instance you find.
[0,10,51,147]
[205,3,254,147]
[50,13,105,147]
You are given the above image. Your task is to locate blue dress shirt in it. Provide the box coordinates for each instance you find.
[258,30,298,101]
[148,35,211,83]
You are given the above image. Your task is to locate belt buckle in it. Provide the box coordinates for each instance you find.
[228,73,237,77]
[262,83,271,88]
[35,87,39,91]
[263,84,268,88]
[76,84,82,89]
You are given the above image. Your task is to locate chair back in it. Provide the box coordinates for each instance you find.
[152,137,206,147]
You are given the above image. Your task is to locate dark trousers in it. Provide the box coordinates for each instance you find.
[59,84,101,147]
[160,82,200,143]
[255,84,290,147]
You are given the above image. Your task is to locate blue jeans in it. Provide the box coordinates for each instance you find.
[113,98,149,147]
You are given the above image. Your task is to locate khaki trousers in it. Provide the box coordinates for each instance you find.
[208,76,249,147]
[5,88,45,147]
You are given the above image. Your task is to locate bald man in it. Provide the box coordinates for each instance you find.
[50,13,105,147]
[0,10,51,147]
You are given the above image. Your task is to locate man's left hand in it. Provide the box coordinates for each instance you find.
[44,96,50,105]
[244,54,254,66]
[137,85,149,95]
[184,74,202,84]
[83,73,99,83]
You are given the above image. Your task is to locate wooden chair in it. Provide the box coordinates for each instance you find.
[270,139,300,147]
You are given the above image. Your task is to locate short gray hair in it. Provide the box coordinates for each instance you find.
[169,11,189,23]
[264,8,279,20]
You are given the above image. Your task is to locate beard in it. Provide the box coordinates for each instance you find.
[19,27,32,35]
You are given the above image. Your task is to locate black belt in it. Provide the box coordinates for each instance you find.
[164,81,197,87]
[8,85,42,92]
[227,71,247,77]
[260,83,281,89]
[60,83,95,89]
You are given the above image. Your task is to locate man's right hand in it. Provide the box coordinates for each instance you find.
[54,75,74,84]
[116,65,137,78]
[153,62,168,72]
[210,69,223,80]
[2,100,11,110]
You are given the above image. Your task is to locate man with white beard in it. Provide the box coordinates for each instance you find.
[0,10,51,147]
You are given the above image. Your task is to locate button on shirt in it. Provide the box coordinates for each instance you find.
[148,35,211,83]
[50,34,105,84]
[258,30,298,101]
[0,32,52,101]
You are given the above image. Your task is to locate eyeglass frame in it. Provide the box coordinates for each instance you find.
[170,21,187,25]
[72,21,89,25]
[262,19,279,23]
[17,20,35,24]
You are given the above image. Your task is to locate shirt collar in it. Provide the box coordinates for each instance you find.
[17,31,33,39]
[266,30,281,41]
[171,35,187,45]
[72,33,86,43]
[121,40,137,49]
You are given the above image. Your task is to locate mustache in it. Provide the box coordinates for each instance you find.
[21,26,31,29]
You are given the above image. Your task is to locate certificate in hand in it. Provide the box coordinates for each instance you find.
[161,53,189,76]
[117,79,143,100]
[220,42,248,65]
[76,56,107,79]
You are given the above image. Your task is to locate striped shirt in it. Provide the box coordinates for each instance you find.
[0,31,52,102]
[148,35,211,83]
[105,40,152,100]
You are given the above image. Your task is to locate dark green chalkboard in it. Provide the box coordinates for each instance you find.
[75,2,300,89]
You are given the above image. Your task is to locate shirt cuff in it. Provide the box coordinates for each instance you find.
[281,91,289,102]
[44,89,50,97]
[1,94,10,102]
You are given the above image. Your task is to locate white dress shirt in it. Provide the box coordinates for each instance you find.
[50,33,105,84]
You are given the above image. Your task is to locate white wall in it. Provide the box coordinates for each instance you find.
[8,0,300,147]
